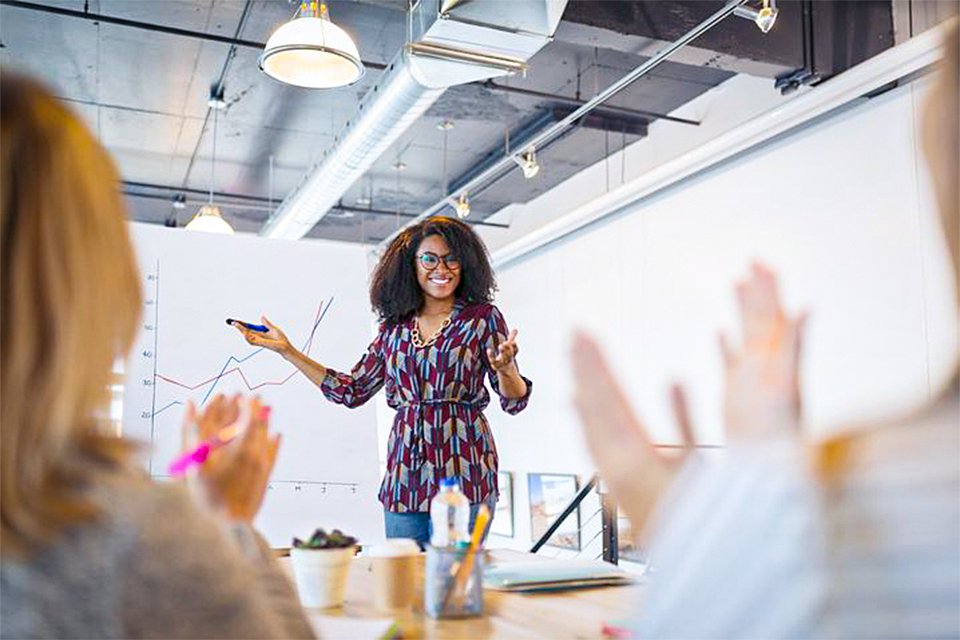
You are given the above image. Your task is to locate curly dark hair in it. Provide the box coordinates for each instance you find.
[370,216,496,324]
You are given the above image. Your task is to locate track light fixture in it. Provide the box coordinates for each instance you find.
[516,147,540,179]
[734,0,778,34]
[454,193,470,219]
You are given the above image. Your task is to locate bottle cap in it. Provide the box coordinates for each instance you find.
[440,478,459,489]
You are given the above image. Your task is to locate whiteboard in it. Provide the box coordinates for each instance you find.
[122,223,383,547]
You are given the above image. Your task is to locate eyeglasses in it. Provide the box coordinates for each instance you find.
[417,252,461,271]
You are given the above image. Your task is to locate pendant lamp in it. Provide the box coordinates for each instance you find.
[186,93,235,234]
[185,204,234,234]
[259,1,364,89]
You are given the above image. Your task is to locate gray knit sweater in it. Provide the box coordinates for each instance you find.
[1,473,316,639]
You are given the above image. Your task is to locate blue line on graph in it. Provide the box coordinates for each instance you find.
[198,348,265,405]
[198,298,334,405]
[153,400,184,417]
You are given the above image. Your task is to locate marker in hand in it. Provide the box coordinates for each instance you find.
[227,318,269,333]
[169,405,272,476]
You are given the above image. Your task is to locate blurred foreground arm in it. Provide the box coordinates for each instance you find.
[571,335,693,531]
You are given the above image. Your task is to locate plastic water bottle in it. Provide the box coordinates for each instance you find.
[430,478,469,547]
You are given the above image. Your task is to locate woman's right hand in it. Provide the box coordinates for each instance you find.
[181,395,281,523]
[230,316,293,356]
[571,333,695,532]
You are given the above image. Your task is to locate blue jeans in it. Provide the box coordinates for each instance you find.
[384,500,496,548]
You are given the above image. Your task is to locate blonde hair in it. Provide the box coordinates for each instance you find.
[1,72,143,556]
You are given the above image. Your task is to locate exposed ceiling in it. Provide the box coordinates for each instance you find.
[0,0,896,244]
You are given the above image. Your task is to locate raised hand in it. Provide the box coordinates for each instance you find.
[229,316,293,356]
[719,263,807,441]
[487,328,520,373]
[571,332,694,531]
[180,395,281,523]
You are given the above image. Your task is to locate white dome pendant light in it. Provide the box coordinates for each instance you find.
[186,89,235,234]
[185,204,234,234]
[259,1,364,89]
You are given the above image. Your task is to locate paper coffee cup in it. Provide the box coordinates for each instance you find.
[366,539,420,613]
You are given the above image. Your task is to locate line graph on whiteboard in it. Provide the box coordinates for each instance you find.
[122,224,384,546]
[129,259,359,496]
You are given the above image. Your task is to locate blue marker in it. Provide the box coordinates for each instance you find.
[226,318,269,333]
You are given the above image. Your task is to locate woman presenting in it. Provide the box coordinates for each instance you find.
[232,217,532,545]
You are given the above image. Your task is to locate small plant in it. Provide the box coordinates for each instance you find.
[292,528,358,550]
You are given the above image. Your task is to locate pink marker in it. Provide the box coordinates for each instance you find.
[168,406,271,476]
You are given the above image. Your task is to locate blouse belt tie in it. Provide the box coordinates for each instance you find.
[397,399,478,472]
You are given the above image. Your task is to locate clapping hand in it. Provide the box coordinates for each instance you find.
[720,263,807,441]
[487,329,520,373]
[180,394,281,523]
[571,333,695,531]
[229,316,292,356]
[570,262,807,537]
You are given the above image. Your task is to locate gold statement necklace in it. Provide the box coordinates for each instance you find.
[411,313,452,349]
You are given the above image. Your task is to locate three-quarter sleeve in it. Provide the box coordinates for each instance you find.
[482,304,533,414]
[320,327,386,408]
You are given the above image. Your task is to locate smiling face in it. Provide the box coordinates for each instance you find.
[415,234,462,304]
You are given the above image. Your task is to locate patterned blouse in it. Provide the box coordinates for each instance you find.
[320,301,532,512]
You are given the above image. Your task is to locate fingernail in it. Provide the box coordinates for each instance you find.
[259,406,272,420]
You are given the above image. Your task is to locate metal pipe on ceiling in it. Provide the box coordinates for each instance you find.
[377,0,749,252]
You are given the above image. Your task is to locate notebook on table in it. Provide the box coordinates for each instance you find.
[483,558,634,592]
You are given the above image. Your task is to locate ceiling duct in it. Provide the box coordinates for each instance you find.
[260,0,568,240]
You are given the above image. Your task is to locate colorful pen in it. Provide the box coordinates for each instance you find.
[168,406,271,476]
[226,318,269,333]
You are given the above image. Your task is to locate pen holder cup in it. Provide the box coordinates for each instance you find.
[424,544,484,619]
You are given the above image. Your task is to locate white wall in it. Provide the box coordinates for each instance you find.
[483,76,958,551]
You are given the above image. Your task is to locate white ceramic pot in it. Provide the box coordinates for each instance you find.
[290,546,355,609]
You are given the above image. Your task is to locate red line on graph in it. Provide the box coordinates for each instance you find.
[156,301,325,392]
[158,365,301,392]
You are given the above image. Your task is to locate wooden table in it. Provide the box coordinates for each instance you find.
[286,550,641,639]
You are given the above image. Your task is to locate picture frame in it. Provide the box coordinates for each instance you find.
[490,471,515,538]
[616,513,645,563]
[527,473,580,550]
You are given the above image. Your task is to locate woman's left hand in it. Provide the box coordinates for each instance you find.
[487,329,520,373]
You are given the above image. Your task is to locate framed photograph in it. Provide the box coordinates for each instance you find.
[490,471,514,537]
[528,473,580,550]
[616,513,645,563]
